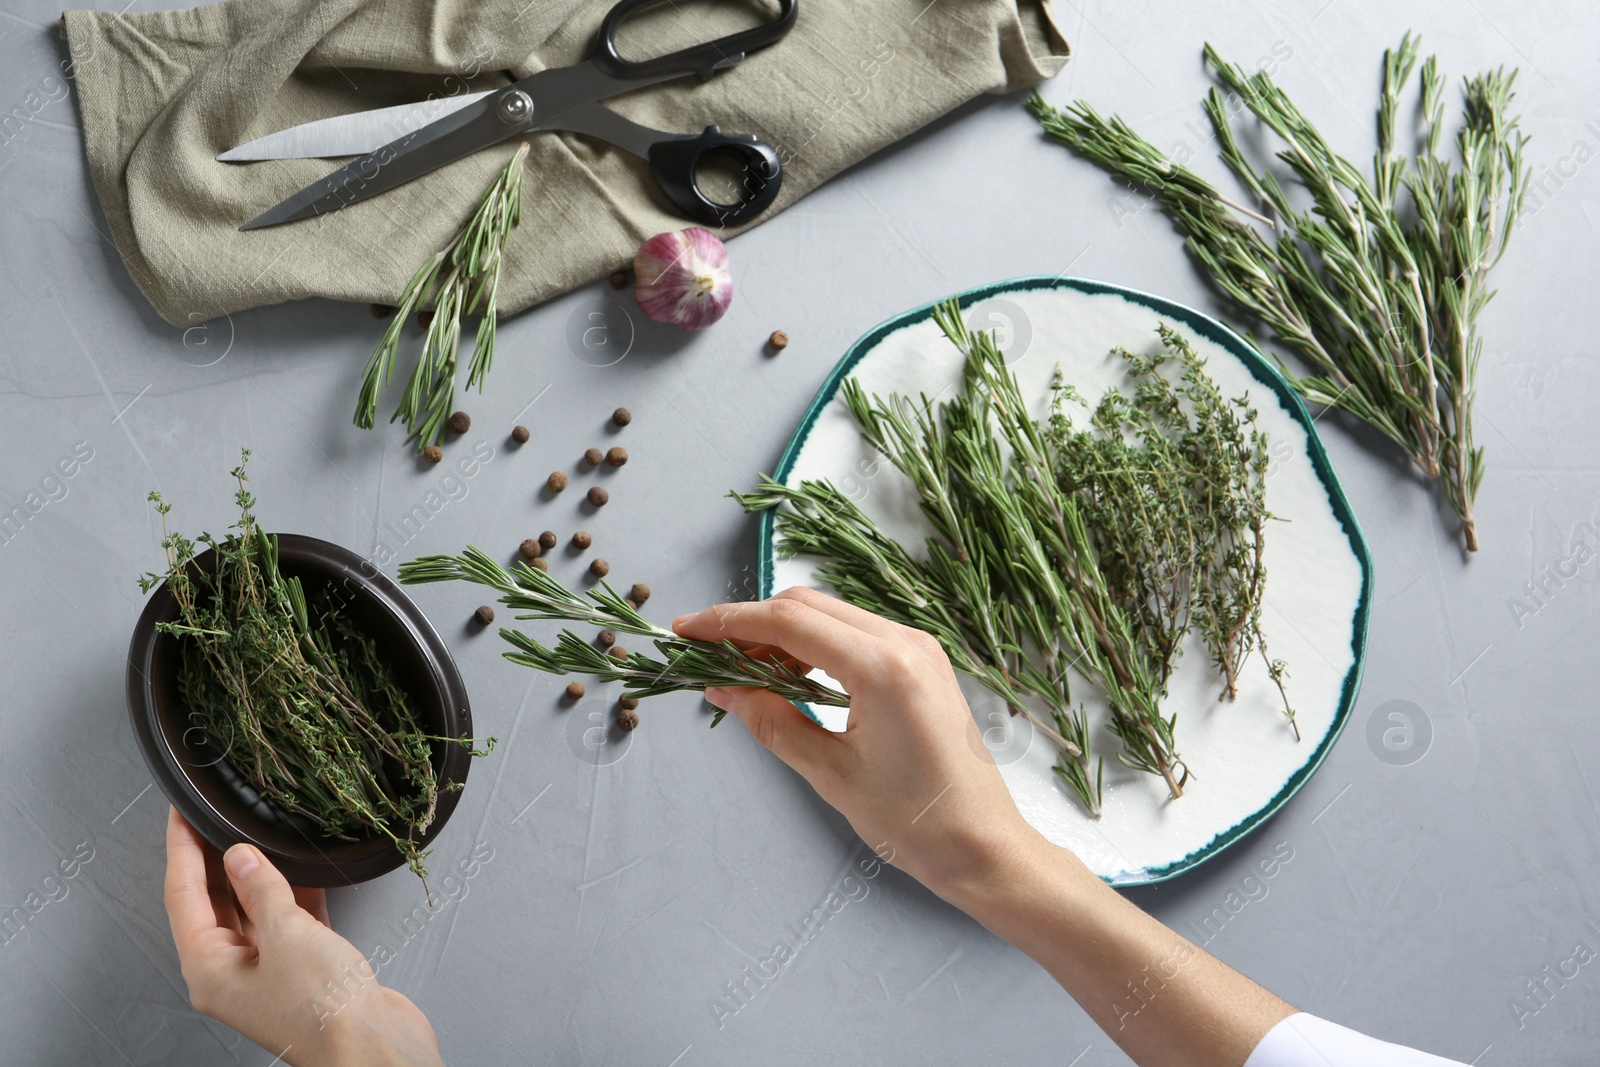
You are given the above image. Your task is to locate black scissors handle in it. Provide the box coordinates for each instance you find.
[649,125,781,225]
[591,0,797,82]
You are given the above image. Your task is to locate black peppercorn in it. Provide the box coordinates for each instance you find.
[587,486,609,507]
[611,407,632,427]
[473,605,495,626]
[448,411,471,435]
[590,558,610,578]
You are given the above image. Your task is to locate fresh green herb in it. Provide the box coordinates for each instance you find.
[1028,33,1528,551]
[735,301,1291,816]
[398,547,850,717]
[140,453,494,897]
[356,143,529,449]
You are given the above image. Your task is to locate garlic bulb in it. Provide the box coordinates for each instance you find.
[632,227,733,330]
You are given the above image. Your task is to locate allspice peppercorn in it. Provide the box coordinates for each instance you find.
[371,304,393,319]
[768,330,789,351]
[571,530,593,549]
[617,707,640,732]
[611,407,632,427]
[547,471,569,493]
[605,446,628,467]
[531,557,549,571]
[565,681,586,700]
[473,605,495,626]
[629,583,651,605]
[510,425,530,444]
[538,530,557,551]
[586,486,609,507]
[589,558,610,578]
[423,445,443,465]
[417,310,435,329]
[519,538,542,560]
[583,447,603,466]
[609,270,628,290]
[597,629,616,647]
[619,696,640,711]
[448,410,471,435]
[609,645,628,660]
[624,598,639,611]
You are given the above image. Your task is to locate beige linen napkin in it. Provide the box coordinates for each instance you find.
[60,0,1068,327]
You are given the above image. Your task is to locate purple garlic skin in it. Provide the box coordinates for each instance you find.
[633,227,733,330]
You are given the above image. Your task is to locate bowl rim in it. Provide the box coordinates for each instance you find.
[126,532,474,887]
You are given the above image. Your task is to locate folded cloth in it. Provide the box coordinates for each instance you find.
[59,0,1068,327]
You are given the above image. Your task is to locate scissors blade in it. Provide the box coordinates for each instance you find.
[218,92,496,161]
[239,94,523,231]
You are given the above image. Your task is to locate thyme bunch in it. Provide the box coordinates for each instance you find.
[1029,34,1528,551]
[398,548,850,715]
[355,143,529,448]
[736,301,1292,816]
[140,454,493,894]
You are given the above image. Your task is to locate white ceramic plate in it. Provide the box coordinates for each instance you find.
[757,278,1373,885]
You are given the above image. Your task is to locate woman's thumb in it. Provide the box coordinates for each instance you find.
[707,686,831,773]
[224,844,297,930]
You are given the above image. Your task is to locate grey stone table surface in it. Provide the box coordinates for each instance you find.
[2,0,1596,1063]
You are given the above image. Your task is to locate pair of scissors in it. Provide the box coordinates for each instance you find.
[222,0,796,231]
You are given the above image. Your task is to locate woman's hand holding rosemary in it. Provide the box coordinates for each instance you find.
[1029,34,1527,551]
[397,547,850,714]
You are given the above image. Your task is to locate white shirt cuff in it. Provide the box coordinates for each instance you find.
[1244,1012,1468,1067]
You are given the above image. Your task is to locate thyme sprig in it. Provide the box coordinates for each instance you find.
[356,142,529,449]
[398,548,851,715]
[1029,33,1528,551]
[139,453,493,896]
[736,301,1293,816]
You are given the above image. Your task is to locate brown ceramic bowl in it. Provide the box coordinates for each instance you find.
[126,534,473,887]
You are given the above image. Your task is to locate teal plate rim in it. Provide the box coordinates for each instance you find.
[754,275,1375,887]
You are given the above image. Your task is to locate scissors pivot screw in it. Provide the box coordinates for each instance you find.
[497,90,535,125]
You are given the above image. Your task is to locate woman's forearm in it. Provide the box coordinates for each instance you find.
[935,829,1296,1067]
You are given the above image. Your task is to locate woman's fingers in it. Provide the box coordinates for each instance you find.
[772,587,952,680]
[705,686,836,774]
[673,597,882,691]
[165,808,222,951]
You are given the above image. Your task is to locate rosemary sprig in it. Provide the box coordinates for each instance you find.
[140,453,494,896]
[356,143,529,449]
[1028,33,1528,551]
[397,547,851,717]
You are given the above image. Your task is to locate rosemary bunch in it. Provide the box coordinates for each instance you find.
[140,454,493,893]
[356,142,529,448]
[398,547,850,715]
[1029,34,1528,551]
[738,300,1296,815]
